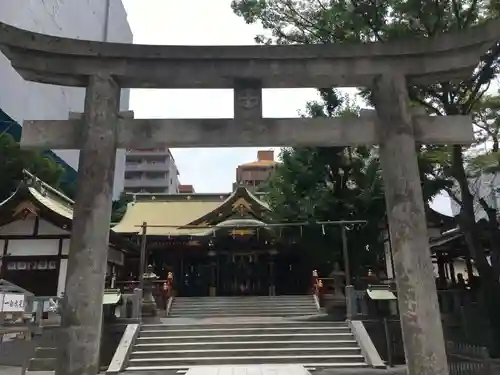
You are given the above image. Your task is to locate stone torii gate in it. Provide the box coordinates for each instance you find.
[1,20,499,375]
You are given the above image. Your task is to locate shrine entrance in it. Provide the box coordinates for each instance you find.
[217,252,270,296]
[274,253,310,295]
[178,259,211,297]
[6,18,498,375]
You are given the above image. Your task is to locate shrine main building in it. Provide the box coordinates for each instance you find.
[113,186,310,297]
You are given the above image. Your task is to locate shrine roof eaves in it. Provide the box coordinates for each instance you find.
[0,171,137,251]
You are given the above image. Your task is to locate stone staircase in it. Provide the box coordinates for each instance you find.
[125,320,367,372]
[168,295,319,318]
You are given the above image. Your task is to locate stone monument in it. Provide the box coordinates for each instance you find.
[1,19,499,375]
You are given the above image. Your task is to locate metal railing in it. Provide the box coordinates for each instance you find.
[447,341,500,375]
[347,287,476,319]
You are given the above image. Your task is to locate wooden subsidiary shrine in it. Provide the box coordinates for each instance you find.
[0,171,137,296]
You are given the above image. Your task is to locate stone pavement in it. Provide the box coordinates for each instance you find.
[0,366,21,375]
[313,366,407,375]
[186,365,310,375]
[0,365,408,375]
[182,365,408,375]
[125,366,408,375]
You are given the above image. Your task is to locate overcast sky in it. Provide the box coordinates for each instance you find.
[121,0,452,215]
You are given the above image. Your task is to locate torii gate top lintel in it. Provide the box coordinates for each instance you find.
[0,19,499,89]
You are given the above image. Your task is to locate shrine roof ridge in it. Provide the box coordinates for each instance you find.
[1,19,499,88]
[130,192,231,202]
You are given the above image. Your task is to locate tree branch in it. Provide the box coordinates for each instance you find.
[444,186,462,206]
[350,0,385,42]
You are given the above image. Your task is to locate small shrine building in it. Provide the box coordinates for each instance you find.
[0,171,137,296]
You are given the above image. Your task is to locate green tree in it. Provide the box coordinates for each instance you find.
[232,0,500,352]
[111,192,133,224]
[266,90,447,277]
[0,133,64,201]
[265,91,383,275]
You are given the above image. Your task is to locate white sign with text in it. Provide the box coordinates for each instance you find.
[1,293,25,312]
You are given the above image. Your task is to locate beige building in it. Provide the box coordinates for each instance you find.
[234,150,278,192]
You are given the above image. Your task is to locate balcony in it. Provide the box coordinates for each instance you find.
[124,178,172,188]
[125,162,171,172]
[126,148,170,157]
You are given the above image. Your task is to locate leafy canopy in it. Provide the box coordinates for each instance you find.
[0,133,64,201]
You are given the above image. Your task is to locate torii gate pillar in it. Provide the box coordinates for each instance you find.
[58,74,121,375]
[373,74,448,375]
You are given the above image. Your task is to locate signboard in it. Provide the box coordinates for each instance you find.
[366,288,397,300]
[1,293,25,312]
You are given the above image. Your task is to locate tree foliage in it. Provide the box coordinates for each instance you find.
[232,0,500,352]
[265,91,386,276]
[0,133,64,201]
[111,192,133,224]
[265,90,450,277]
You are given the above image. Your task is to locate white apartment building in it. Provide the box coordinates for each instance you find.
[124,148,181,194]
[0,0,133,199]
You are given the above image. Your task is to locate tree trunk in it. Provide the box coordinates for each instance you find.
[453,146,500,356]
[478,197,500,276]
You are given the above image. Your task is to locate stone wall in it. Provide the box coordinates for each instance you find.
[0,323,127,369]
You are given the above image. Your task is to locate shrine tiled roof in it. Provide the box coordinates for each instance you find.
[0,170,136,252]
[112,199,224,236]
[112,186,271,236]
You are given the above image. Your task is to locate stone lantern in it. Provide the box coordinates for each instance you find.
[142,264,158,317]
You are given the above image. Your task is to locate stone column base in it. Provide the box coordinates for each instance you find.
[209,286,217,297]
[141,301,157,317]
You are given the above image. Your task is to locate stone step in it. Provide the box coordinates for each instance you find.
[134,339,359,351]
[33,347,57,359]
[171,368,317,375]
[173,296,312,301]
[170,306,317,313]
[172,300,315,307]
[171,305,317,311]
[136,332,354,343]
[170,307,318,314]
[127,354,366,367]
[141,321,347,330]
[125,362,366,372]
[130,347,362,359]
[169,296,318,318]
[168,311,317,318]
[139,326,350,337]
[27,358,57,372]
